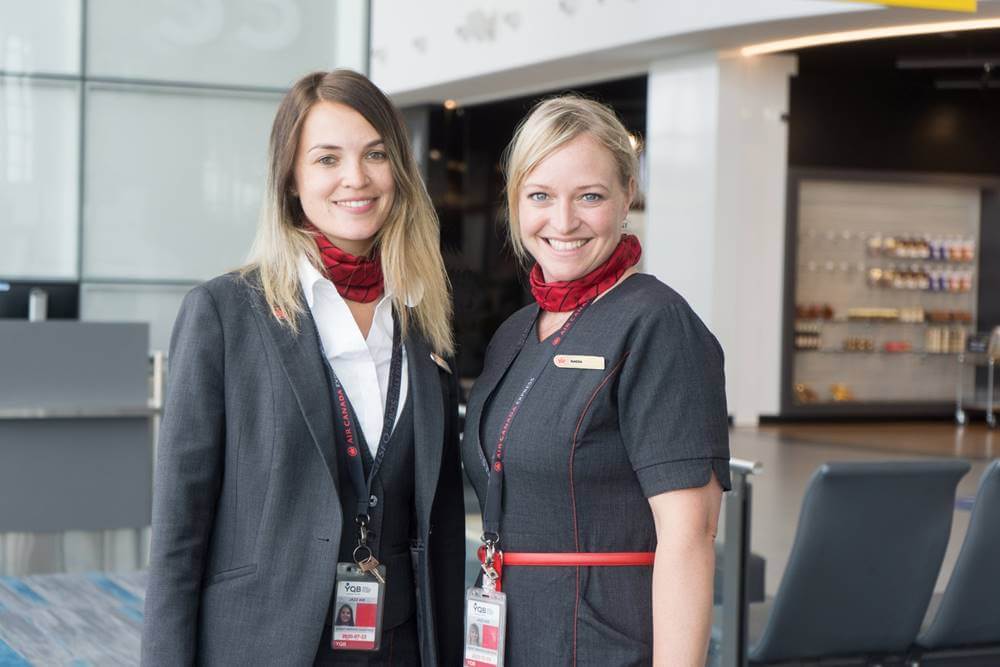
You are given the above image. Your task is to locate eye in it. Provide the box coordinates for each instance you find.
[318,155,338,166]
[366,150,388,161]
[527,192,549,202]
[580,192,604,202]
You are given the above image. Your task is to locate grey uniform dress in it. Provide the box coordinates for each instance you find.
[462,273,731,666]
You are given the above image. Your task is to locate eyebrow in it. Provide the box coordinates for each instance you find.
[523,182,609,191]
[308,138,385,153]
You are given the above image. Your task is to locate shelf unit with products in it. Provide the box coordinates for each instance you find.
[780,169,1000,418]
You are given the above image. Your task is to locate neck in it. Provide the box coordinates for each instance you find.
[327,237,374,258]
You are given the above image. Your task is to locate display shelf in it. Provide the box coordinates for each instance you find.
[783,174,983,416]
[795,318,974,326]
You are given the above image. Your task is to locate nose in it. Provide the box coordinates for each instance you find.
[341,157,369,189]
[550,198,579,234]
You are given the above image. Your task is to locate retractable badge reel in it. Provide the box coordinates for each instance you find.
[332,515,387,652]
[464,533,507,667]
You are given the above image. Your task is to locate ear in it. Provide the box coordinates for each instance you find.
[624,177,637,216]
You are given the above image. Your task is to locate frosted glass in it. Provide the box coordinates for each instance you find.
[86,0,363,88]
[81,282,194,353]
[0,1,82,75]
[83,84,281,281]
[0,77,80,280]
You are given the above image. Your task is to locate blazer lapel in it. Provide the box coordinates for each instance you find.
[408,333,445,525]
[250,285,339,485]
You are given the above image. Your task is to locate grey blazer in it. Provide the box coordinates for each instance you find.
[141,272,465,666]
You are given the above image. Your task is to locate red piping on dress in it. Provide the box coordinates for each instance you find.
[568,353,629,666]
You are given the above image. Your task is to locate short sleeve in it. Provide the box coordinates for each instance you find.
[617,301,731,497]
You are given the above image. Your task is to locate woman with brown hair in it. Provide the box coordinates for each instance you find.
[141,70,464,666]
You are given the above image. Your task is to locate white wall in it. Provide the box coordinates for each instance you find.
[371,0,866,101]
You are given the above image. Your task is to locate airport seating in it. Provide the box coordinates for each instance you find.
[911,460,1000,665]
[747,460,970,665]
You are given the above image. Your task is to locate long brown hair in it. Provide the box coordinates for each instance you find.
[243,70,454,356]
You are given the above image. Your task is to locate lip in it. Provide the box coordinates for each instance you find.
[333,197,378,214]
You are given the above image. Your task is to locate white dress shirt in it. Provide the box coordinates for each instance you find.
[298,255,408,457]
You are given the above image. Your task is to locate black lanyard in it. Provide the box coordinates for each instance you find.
[316,314,403,525]
[481,301,592,544]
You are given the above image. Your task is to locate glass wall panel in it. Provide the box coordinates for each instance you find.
[81,282,195,353]
[83,84,280,281]
[0,77,80,280]
[0,1,82,75]
[87,0,348,88]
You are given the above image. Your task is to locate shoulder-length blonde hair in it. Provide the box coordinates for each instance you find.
[243,70,453,356]
[502,95,640,263]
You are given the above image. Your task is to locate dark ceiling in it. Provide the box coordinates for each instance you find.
[796,27,1000,91]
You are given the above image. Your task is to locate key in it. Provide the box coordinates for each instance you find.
[357,555,385,585]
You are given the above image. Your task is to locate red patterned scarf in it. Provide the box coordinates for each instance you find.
[529,234,642,312]
[307,224,384,303]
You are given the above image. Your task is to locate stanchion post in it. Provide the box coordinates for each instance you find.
[720,459,760,667]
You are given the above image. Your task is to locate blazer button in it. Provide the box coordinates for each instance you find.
[369,494,378,507]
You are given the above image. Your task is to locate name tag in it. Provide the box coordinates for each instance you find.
[553,354,605,370]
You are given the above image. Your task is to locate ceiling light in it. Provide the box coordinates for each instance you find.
[741,18,1000,57]
[443,99,458,110]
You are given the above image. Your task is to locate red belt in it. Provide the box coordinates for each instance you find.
[478,548,654,592]
[503,551,655,566]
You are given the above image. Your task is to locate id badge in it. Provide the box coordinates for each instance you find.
[332,562,386,652]
[464,587,507,667]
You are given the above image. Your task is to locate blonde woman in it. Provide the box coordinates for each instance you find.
[142,70,464,666]
[462,96,730,665]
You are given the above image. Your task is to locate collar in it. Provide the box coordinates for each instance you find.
[297,254,423,309]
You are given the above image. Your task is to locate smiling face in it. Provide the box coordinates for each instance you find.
[517,133,634,283]
[292,101,395,256]
[338,605,352,623]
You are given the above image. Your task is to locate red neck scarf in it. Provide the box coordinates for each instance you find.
[307,224,384,303]
[529,234,642,312]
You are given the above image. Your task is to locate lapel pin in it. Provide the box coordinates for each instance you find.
[429,352,452,374]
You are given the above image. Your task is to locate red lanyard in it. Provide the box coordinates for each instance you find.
[481,301,592,544]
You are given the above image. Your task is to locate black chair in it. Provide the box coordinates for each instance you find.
[748,460,970,666]
[913,460,1000,662]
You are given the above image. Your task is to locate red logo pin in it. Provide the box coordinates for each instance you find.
[347,447,358,457]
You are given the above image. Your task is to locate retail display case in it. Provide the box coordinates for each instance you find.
[781,170,1000,417]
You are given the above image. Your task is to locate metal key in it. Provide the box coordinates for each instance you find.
[357,555,385,585]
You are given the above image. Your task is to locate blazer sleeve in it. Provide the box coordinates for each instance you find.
[141,286,226,666]
[429,362,467,665]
